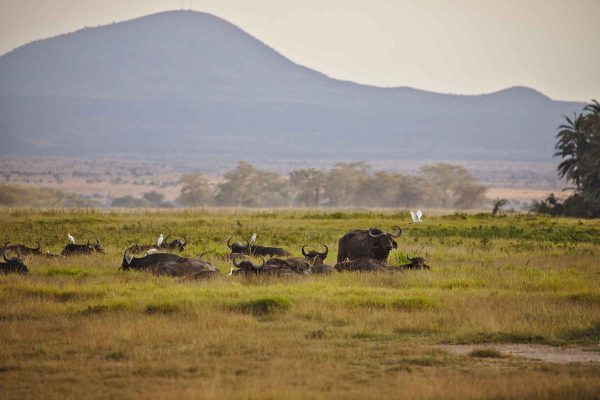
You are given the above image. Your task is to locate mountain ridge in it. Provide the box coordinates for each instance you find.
[0,10,583,160]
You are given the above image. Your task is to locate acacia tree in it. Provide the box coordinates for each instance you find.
[215,162,289,207]
[289,168,326,207]
[176,174,213,206]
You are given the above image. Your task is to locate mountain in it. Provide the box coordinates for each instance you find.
[0,11,583,161]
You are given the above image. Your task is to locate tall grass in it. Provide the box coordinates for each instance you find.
[1,209,599,399]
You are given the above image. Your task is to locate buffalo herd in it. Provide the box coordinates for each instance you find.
[0,226,430,276]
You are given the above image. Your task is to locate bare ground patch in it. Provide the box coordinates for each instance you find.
[439,344,600,364]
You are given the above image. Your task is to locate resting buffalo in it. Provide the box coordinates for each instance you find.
[302,244,329,263]
[395,257,431,270]
[0,250,28,274]
[61,239,104,256]
[334,258,389,273]
[227,237,290,257]
[121,247,217,277]
[153,257,218,278]
[229,255,266,275]
[265,257,311,274]
[159,235,187,252]
[121,246,182,270]
[229,255,297,275]
[310,261,337,274]
[337,226,403,264]
[1,242,42,256]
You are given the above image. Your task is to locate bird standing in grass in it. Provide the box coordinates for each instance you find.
[157,234,164,247]
[67,233,75,244]
[250,233,257,243]
[410,210,423,224]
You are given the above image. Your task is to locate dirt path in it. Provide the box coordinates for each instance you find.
[438,344,600,364]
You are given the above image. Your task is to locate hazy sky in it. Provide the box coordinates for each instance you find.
[0,0,598,101]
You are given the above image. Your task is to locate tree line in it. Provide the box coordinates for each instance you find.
[175,162,488,209]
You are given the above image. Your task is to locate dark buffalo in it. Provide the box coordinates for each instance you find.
[337,226,403,264]
[159,235,187,252]
[265,257,311,274]
[310,261,337,274]
[394,257,431,270]
[153,257,218,278]
[229,255,266,275]
[121,247,183,270]
[121,246,216,277]
[302,244,329,263]
[0,250,28,274]
[227,237,290,257]
[227,238,250,255]
[61,239,104,256]
[1,242,42,256]
[334,258,389,273]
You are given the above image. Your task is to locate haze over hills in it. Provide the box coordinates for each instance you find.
[0,10,584,161]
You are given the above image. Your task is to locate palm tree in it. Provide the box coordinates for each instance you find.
[555,113,591,190]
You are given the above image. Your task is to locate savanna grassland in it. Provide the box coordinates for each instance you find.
[1,209,599,399]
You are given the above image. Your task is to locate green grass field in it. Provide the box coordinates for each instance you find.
[1,209,600,399]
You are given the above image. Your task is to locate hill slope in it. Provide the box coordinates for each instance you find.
[0,11,582,160]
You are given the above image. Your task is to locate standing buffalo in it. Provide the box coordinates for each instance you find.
[61,239,104,256]
[337,226,403,264]
[227,237,290,258]
[0,250,28,274]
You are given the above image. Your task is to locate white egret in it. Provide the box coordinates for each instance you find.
[410,209,423,224]
[67,233,75,244]
[157,234,164,247]
[250,233,257,243]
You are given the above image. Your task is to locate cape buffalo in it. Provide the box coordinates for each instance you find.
[265,257,311,274]
[0,250,28,274]
[337,226,403,264]
[61,239,104,256]
[121,247,183,270]
[394,257,431,270]
[159,235,187,252]
[334,258,389,273]
[229,255,266,275]
[227,237,290,257]
[1,242,41,256]
[302,244,329,263]
[153,257,218,278]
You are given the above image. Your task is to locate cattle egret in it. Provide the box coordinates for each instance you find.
[250,233,257,243]
[157,234,164,246]
[410,209,423,224]
[146,248,158,255]
[67,233,75,244]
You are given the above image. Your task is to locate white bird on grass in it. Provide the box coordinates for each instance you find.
[67,233,75,244]
[250,233,257,243]
[410,209,423,224]
[157,234,164,247]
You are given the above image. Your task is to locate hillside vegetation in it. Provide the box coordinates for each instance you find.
[0,209,599,399]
